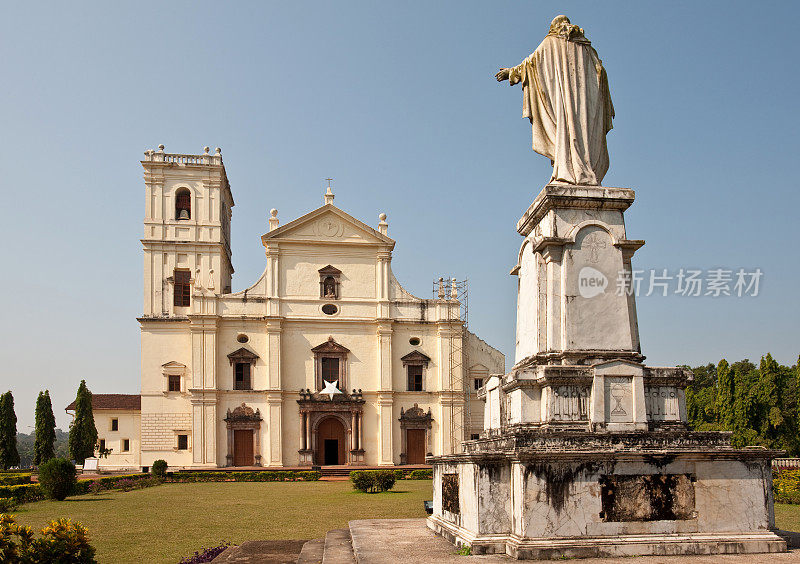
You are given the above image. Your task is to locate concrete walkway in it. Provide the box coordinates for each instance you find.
[349,519,800,563]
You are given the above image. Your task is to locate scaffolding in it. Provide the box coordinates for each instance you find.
[433,277,469,454]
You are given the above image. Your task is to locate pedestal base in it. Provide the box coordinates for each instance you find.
[428,436,785,560]
[427,517,786,559]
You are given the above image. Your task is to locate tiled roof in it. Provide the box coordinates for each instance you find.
[65,394,141,411]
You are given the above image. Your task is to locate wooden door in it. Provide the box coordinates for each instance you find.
[407,429,426,464]
[317,417,346,465]
[233,429,254,466]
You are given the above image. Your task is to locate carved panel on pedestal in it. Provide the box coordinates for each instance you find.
[645,386,679,421]
[604,377,632,422]
[442,473,460,515]
[600,474,696,521]
[550,385,589,421]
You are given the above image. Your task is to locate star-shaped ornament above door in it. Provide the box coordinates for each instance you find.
[320,379,342,401]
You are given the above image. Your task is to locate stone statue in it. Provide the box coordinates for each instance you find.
[495,15,615,185]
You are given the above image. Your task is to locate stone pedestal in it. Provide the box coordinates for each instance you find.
[428,184,786,558]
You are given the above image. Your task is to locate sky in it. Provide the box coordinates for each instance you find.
[1,2,799,431]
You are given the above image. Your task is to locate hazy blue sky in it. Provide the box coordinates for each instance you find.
[2,2,798,430]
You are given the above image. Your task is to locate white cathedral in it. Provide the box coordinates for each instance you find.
[75,146,504,471]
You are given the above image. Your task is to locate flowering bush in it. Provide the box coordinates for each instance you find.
[178,541,232,563]
[0,474,31,486]
[408,469,433,480]
[0,497,18,513]
[168,470,320,483]
[0,514,96,563]
[774,468,800,504]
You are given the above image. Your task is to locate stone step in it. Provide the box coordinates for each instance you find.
[321,528,356,564]
[297,538,324,564]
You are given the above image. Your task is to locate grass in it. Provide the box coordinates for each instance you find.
[9,480,431,564]
[775,503,800,532]
[8,483,800,563]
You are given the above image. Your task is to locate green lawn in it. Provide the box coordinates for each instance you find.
[10,481,431,564]
[9,483,800,564]
[775,503,800,532]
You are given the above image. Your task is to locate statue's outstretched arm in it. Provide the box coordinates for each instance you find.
[495,68,511,82]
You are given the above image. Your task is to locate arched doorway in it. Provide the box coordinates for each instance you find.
[317,416,346,465]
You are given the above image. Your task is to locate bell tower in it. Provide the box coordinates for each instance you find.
[140,145,234,317]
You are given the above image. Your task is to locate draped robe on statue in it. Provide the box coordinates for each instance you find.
[508,32,614,185]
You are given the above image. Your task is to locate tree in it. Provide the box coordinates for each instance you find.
[0,391,20,469]
[34,390,57,466]
[68,381,97,465]
[716,359,735,429]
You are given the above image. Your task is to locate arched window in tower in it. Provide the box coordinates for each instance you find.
[175,188,191,220]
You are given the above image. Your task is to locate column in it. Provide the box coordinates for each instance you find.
[351,412,357,450]
[301,412,307,450]
[305,413,312,452]
[267,394,283,466]
[357,413,363,450]
[377,393,394,465]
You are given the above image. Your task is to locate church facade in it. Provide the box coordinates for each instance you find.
[94,146,503,471]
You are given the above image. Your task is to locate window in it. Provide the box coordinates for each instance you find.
[175,189,191,220]
[177,434,188,450]
[471,433,480,440]
[99,439,106,452]
[174,269,191,307]
[111,418,118,431]
[122,439,130,452]
[321,304,338,315]
[409,337,421,346]
[474,378,484,391]
[168,374,181,392]
[321,357,339,384]
[234,362,251,390]
[408,364,423,391]
[236,333,249,344]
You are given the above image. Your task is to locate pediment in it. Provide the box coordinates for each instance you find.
[318,265,342,276]
[262,205,395,248]
[591,358,645,377]
[401,350,431,366]
[311,336,351,354]
[161,361,186,368]
[227,347,260,365]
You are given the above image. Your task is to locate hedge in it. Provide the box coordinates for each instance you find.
[350,470,397,493]
[774,468,800,504]
[0,483,43,503]
[0,473,32,486]
[167,470,320,483]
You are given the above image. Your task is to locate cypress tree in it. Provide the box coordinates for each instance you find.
[716,359,735,429]
[68,380,98,464]
[0,391,20,469]
[34,390,57,466]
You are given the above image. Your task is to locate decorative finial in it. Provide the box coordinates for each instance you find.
[378,213,388,235]
[157,144,165,152]
[451,277,458,299]
[215,147,222,155]
[324,178,335,205]
[438,277,445,299]
[203,146,210,154]
[269,208,279,231]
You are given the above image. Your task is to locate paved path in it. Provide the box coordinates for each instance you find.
[349,519,800,564]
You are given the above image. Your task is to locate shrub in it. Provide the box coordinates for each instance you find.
[0,483,43,504]
[179,541,232,563]
[0,497,18,513]
[394,469,406,480]
[38,458,76,501]
[774,468,800,504]
[408,469,433,480]
[152,459,168,478]
[167,470,320,483]
[0,514,96,563]
[350,470,396,493]
[0,473,31,486]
